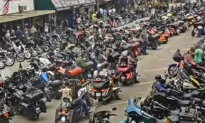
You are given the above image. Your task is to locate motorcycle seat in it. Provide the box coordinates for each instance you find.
[177,99,191,106]
[117,66,130,72]
[202,100,205,107]
[71,98,81,108]
[93,81,110,89]
[183,93,192,99]
[112,52,120,58]
[49,80,61,86]
[60,52,68,56]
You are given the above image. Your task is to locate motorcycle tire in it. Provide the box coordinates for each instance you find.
[151,42,157,50]
[120,75,127,85]
[55,42,61,48]
[43,45,50,52]
[168,64,178,77]
[31,50,38,57]
[5,58,15,66]
[16,53,25,62]
[24,52,32,59]
[31,112,40,120]
[50,44,56,50]
[54,92,62,100]
[0,61,5,69]
[0,117,9,123]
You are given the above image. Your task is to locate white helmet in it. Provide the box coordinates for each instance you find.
[97,64,102,71]
[122,50,128,57]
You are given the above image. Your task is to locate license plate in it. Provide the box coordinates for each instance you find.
[96,93,101,97]
[121,76,125,80]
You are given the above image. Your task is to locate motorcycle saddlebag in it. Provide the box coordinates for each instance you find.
[67,67,83,77]
[178,108,196,121]
[24,89,44,103]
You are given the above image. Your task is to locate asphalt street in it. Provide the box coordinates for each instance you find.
[6,21,199,123]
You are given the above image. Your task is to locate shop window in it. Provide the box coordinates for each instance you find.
[84,8,88,13]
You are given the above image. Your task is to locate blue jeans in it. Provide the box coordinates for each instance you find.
[140,42,147,54]
[80,99,89,116]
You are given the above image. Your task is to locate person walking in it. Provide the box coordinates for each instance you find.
[4,30,11,41]
[44,23,49,33]
[191,45,203,65]
[15,26,24,39]
[29,25,37,36]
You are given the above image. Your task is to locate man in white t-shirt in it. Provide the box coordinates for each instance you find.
[108,9,112,16]
[112,8,116,14]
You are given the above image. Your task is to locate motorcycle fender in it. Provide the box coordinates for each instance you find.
[183,82,197,89]
[38,101,47,113]
[47,71,54,76]
[190,77,201,88]
[169,63,177,67]
[126,73,133,79]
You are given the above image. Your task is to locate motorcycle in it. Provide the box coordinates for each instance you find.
[91,74,121,103]
[0,89,13,123]
[117,55,137,85]
[55,89,94,123]
[0,49,15,69]
[121,97,198,123]
[89,107,118,123]
[5,85,46,120]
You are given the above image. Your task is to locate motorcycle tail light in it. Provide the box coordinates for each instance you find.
[92,88,97,92]
[101,89,107,93]
[4,113,9,119]
[61,110,66,115]
[81,78,86,83]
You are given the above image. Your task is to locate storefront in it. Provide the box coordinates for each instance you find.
[0,0,55,36]
[99,0,114,9]
[35,0,96,27]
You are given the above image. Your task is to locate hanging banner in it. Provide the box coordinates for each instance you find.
[0,0,34,15]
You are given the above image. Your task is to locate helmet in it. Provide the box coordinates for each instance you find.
[122,50,128,57]
[97,64,102,71]
[155,74,162,80]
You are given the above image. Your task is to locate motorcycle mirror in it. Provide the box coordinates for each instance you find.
[112,107,117,111]
[137,97,142,100]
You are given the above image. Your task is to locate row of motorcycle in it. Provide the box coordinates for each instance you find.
[119,44,205,123]
[0,8,151,70]
[0,3,204,123]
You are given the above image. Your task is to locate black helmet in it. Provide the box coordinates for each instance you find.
[155,74,162,80]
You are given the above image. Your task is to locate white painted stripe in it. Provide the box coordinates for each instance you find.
[137,81,153,85]
[144,67,167,72]
[182,42,195,45]
[102,101,128,107]
[158,58,171,61]
[169,48,189,52]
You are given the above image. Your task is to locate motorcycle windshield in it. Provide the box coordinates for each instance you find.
[41,72,49,83]
[126,99,142,116]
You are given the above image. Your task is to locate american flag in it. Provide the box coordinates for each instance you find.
[3,0,10,15]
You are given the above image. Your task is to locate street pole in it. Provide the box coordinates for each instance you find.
[96,0,100,10]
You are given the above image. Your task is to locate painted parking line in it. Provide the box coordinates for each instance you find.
[169,48,189,52]
[158,58,171,61]
[144,67,167,73]
[138,81,153,85]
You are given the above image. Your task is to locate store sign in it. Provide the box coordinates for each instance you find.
[0,0,34,15]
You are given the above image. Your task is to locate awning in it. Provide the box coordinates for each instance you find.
[51,0,96,11]
[79,0,96,6]
[0,10,55,24]
[51,0,79,11]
